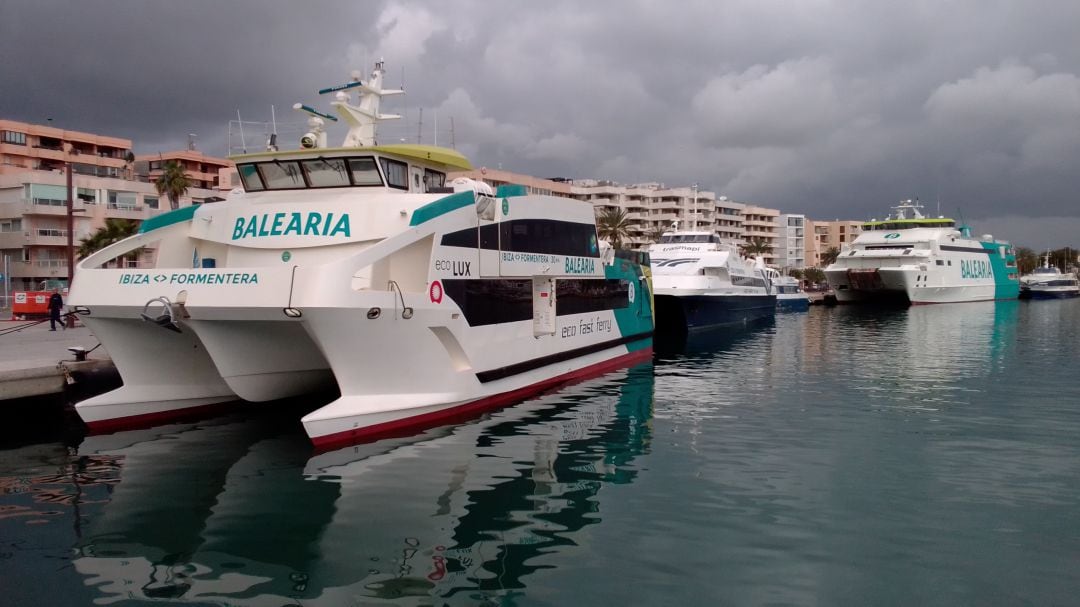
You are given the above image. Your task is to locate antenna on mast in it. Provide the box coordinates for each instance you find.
[236,110,247,153]
[417,108,423,144]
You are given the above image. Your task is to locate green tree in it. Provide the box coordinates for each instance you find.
[803,267,826,284]
[597,207,632,249]
[740,238,773,258]
[1014,246,1038,275]
[154,160,192,210]
[787,268,804,280]
[647,225,668,243]
[819,246,840,267]
[77,219,141,265]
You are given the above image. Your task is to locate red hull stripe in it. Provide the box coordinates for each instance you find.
[310,346,653,452]
[82,400,235,435]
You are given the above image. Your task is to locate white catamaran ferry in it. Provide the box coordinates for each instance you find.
[824,200,1020,305]
[648,229,775,332]
[68,61,654,448]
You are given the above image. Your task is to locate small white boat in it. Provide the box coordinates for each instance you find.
[68,61,654,448]
[648,229,775,332]
[1019,254,1080,299]
[765,269,811,312]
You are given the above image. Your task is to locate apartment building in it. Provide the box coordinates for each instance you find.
[775,214,807,270]
[805,219,863,266]
[1,119,133,178]
[137,150,242,191]
[741,205,781,265]
[0,120,230,291]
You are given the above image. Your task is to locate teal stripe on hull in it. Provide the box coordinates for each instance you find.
[138,205,198,234]
[409,191,475,227]
[980,241,1020,300]
[605,258,654,351]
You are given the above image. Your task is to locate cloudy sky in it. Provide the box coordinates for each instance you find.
[2,0,1079,246]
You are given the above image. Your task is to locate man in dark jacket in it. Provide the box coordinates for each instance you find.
[48,288,65,331]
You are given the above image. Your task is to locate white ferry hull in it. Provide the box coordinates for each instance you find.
[75,317,237,431]
[828,266,1000,305]
[301,345,648,449]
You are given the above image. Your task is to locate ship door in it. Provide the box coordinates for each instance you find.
[409,165,424,193]
[533,276,556,337]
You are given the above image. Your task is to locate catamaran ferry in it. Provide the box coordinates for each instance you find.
[68,61,654,448]
[824,200,1019,304]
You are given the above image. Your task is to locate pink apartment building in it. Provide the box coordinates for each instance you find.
[0,119,231,291]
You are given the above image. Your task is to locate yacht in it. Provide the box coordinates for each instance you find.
[648,229,775,332]
[824,200,1020,304]
[765,268,811,312]
[1019,254,1080,299]
[67,61,654,449]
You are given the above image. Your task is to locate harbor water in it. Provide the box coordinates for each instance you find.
[2,301,1079,605]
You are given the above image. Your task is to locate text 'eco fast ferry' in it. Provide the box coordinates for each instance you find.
[824,200,1019,305]
[68,61,654,449]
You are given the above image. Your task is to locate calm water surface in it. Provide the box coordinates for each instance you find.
[2,301,1079,606]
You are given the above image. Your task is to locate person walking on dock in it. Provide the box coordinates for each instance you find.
[48,288,65,331]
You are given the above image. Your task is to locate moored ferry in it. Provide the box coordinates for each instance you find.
[67,61,654,448]
[824,200,1019,305]
[1019,253,1080,299]
[648,229,775,332]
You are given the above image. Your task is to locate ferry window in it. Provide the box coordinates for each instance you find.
[380,158,409,190]
[302,158,350,187]
[237,163,265,191]
[556,279,630,315]
[347,157,382,186]
[260,161,305,189]
[424,169,446,190]
[936,260,944,265]
[500,220,599,258]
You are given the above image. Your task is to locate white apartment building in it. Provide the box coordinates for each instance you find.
[776,214,807,270]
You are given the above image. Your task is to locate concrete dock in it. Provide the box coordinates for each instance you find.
[0,318,116,400]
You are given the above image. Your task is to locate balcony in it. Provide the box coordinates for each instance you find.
[19,198,87,216]
[7,259,68,278]
[106,203,147,219]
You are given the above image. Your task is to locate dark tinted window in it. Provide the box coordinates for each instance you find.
[556,279,629,315]
[500,219,599,257]
[442,279,531,326]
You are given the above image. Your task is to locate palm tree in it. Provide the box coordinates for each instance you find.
[819,246,840,267]
[740,238,773,258]
[155,160,192,210]
[77,219,141,266]
[596,207,632,249]
[647,225,668,243]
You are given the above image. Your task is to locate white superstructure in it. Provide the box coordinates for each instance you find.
[824,200,1020,305]
[68,61,654,448]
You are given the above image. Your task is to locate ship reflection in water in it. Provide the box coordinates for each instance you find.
[62,364,655,605]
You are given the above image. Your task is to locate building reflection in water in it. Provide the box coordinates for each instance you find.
[54,363,655,605]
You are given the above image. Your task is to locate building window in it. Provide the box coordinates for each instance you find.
[2,131,27,145]
[107,191,138,210]
[77,188,96,204]
[144,196,159,210]
[0,219,21,232]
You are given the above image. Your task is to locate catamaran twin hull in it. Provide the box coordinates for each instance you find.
[69,189,654,448]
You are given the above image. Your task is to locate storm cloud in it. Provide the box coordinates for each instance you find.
[2,0,1078,245]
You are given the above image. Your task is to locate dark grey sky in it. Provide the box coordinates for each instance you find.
[2,0,1078,246]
